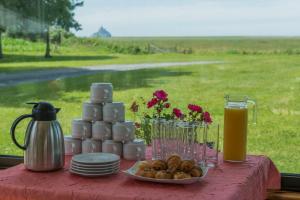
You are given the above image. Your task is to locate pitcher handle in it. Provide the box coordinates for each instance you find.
[10,114,33,150]
[247,99,257,125]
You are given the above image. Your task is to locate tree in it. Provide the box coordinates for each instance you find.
[0,0,42,58]
[41,0,83,58]
[0,2,8,59]
[0,28,3,59]
[0,0,83,59]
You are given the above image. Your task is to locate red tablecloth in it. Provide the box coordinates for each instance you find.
[0,148,280,200]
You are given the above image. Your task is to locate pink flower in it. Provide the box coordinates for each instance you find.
[153,90,168,101]
[164,103,170,108]
[147,98,158,108]
[203,111,212,124]
[188,104,202,113]
[173,108,183,118]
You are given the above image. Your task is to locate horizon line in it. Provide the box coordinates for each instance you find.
[79,35,300,38]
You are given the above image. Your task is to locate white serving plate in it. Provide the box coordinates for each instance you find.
[72,153,120,165]
[123,161,209,184]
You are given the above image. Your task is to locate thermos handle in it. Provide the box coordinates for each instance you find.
[10,114,33,150]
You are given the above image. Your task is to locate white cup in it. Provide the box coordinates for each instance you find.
[82,102,103,122]
[112,121,135,143]
[82,139,102,153]
[102,140,122,156]
[103,102,125,122]
[123,139,146,161]
[92,121,112,141]
[90,83,113,103]
[64,136,82,155]
[71,119,92,139]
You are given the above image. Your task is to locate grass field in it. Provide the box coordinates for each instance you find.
[0,36,299,173]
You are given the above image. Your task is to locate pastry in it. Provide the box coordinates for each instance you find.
[155,170,173,179]
[137,169,156,178]
[190,167,203,177]
[179,160,195,172]
[173,171,192,179]
[166,154,182,172]
[138,161,152,170]
[151,160,167,170]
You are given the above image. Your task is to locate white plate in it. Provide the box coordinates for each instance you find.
[69,168,119,177]
[72,153,120,165]
[71,160,120,168]
[71,164,119,173]
[70,167,119,174]
[123,161,209,184]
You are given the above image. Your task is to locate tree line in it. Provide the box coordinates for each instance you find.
[0,0,83,59]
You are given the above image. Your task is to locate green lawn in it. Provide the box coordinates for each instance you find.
[0,36,299,173]
[0,53,299,173]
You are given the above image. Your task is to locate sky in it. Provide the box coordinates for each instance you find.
[74,0,300,37]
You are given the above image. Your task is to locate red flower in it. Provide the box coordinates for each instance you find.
[153,90,168,101]
[188,104,202,113]
[164,103,170,108]
[173,108,183,118]
[203,111,212,124]
[130,101,139,113]
[147,98,158,108]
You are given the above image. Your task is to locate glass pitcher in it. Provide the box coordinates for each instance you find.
[223,95,256,162]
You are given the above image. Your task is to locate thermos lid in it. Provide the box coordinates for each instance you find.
[27,102,60,121]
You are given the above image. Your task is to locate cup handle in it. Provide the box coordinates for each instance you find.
[93,108,99,119]
[125,127,132,139]
[112,145,118,154]
[113,109,119,119]
[83,126,87,139]
[247,99,257,125]
[71,143,75,154]
[136,147,142,161]
[92,143,96,152]
[105,127,111,139]
[103,89,109,99]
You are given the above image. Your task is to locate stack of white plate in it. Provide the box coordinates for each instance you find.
[69,153,120,177]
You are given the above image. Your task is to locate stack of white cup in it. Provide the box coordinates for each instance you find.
[64,83,146,161]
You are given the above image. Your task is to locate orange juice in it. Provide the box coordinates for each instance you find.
[223,107,248,161]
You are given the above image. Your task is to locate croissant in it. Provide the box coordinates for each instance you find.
[137,169,156,178]
[151,160,167,171]
[155,170,173,179]
[138,161,152,170]
[179,160,195,172]
[173,171,192,179]
[190,167,203,177]
[166,154,182,173]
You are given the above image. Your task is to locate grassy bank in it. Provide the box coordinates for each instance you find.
[1,36,300,72]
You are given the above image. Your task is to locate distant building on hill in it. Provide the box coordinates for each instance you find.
[92,26,112,38]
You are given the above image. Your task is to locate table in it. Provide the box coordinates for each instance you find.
[0,148,280,200]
